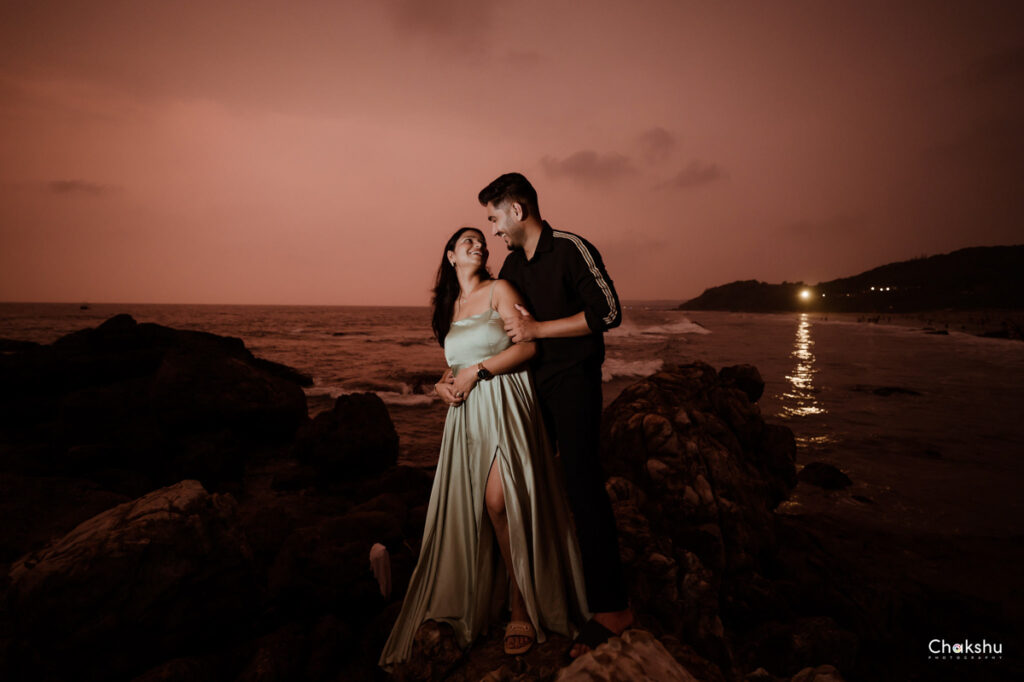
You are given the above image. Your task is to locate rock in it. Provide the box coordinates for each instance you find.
[739,617,858,678]
[148,345,306,438]
[270,461,320,491]
[719,364,765,403]
[0,472,129,562]
[268,508,403,616]
[556,629,700,681]
[7,480,258,681]
[0,314,309,488]
[306,614,353,681]
[790,664,846,682]
[235,623,309,682]
[797,462,852,490]
[392,620,464,682]
[291,392,399,479]
[745,667,779,682]
[600,363,797,670]
[131,657,221,682]
[0,338,41,353]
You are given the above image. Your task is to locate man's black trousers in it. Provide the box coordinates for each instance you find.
[536,363,628,613]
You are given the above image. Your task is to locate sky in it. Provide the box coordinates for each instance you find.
[1,0,1021,305]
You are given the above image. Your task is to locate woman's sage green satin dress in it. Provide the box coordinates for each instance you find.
[379,297,589,669]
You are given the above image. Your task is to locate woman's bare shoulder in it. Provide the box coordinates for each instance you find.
[493,278,523,298]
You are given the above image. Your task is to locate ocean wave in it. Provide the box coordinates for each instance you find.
[304,382,436,406]
[375,391,436,406]
[608,317,711,338]
[602,358,664,382]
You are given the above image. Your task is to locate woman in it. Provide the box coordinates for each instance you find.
[379,227,589,668]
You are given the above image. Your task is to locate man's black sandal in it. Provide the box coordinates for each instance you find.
[566,619,617,661]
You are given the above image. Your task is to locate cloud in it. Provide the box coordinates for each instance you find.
[541,150,636,186]
[658,160,726,190]
[387,0,495,56]
[636,127,677,165]
[46,180,117,196]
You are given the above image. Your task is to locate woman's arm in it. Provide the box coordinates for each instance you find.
[450,280,536,397]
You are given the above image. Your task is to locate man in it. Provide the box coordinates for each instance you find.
[480,172,633,657]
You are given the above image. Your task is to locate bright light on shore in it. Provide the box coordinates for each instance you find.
[799,289,812,300]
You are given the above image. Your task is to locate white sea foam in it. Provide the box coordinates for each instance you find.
[602,358,664,382]
[305,383,435,406]
[608,317,711,338]
[643,320,712,335]
[375,391,435,406]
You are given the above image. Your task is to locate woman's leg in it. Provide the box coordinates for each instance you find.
[485,458,531,650]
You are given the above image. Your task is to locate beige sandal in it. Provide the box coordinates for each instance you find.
[503,620,536,655]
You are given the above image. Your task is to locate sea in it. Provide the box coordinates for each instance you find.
[2,302,1022,541]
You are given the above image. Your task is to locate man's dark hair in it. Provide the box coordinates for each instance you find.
[478,172,540,219]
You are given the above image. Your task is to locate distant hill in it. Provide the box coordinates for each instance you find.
[679,245,1024,312]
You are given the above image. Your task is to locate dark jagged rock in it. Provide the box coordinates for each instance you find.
[0,472,130,563]
[268,506,404,618]
[738,616,858,678]
[291,392,399,479]
[393,621,464,681]
[791,664,846,682]
[556,629,700,681]
[306,614,353,682]
[0,338,41,353]
[719,364,766,403]
[235,623,309,682]
[131,657,221,682]
[0,317,436,682]
[6,480,258,682]
[797,462,852,490]
[600,363,797,675]
[0,314,309,490]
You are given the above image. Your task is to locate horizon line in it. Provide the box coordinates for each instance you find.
[0,298,692,308]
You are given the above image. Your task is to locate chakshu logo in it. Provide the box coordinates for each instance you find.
[928,638,1003,660]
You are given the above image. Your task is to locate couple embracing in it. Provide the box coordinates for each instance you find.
[379,173,633,668]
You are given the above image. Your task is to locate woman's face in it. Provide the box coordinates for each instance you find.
[448,230,488,269]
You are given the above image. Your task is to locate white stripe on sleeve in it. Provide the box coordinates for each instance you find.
[552,230,618,327]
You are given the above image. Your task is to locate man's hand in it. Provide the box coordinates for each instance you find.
[451,366,479,401]
[434,369,464,406]
[505,304,540,343]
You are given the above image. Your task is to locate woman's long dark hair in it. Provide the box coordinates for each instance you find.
[431,227,491,347]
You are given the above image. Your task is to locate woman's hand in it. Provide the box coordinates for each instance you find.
[435,369,464,407]
[451,366,479,402]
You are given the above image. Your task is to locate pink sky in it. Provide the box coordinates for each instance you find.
[1,1,1021,305]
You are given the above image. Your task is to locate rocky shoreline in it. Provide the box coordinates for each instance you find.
[814,310,1024,341]
[1,316,1017,681]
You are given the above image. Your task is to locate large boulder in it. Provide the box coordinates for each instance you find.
[0,314,309,488]
[6,480,258,681]
[600,363,797,671]
[268,504,404,617]
[291,392,399,479]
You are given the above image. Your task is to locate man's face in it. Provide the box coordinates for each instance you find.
[486,201,525,250]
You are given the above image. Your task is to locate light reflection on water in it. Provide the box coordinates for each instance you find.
[781,313,826,418]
